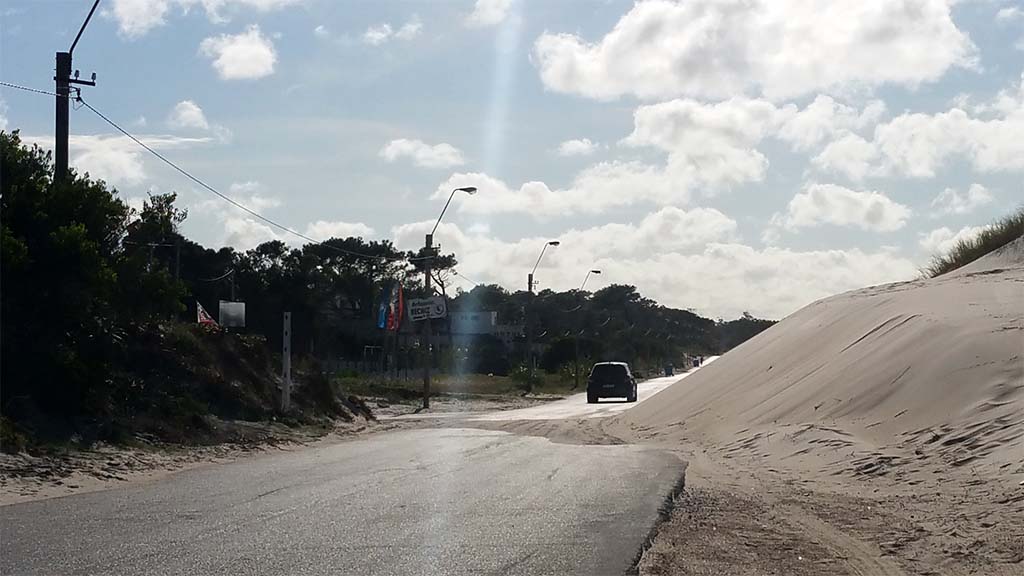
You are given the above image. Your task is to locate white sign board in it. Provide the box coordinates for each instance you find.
[218,300,246,328]
[408,296,447,321]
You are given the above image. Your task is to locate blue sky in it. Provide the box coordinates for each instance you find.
[2,0,1022,319]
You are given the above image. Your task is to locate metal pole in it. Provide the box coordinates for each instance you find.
[574,331,580,389]
[54,51,71,182]
[282,312,292,412]
[526,272,534,390]
[422,233,433,409]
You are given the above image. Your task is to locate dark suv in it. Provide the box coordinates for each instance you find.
[587,362,637,403]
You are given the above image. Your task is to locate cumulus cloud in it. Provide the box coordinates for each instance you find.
[621,96,887,192]
[22,133,211,188]
[167,100,209,130]
[435,161,694,217]
[465,0,513,28]
[557,138,599,157]
[919,225,990,254]
[363,17,421,45]
[775,183,911,232]
[533,0,975,101]
[379,139,466,169]
[815,73,1024,180]
[107,0,300,38]
[304,220,376,241]
[391,214,916,319]
[199,25,277,80]
[777,96,886,151]
[931,184,994,216]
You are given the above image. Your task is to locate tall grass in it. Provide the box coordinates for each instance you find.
[925,207,1024,277]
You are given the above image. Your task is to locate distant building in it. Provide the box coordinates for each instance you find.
[450,310,522,350]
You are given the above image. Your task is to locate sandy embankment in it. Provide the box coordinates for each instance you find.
[617,238,1024,575]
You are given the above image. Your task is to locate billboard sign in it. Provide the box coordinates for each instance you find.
[219,300,246,328]
[408,296,447,321]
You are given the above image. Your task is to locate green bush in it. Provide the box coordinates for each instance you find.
[926,207,1024,277]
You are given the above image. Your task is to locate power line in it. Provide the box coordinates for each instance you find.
[1,80,412,263]
[0,81,63,98]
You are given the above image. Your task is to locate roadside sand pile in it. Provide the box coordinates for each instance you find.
[617,236,1024,484]
[625,238,1024,575]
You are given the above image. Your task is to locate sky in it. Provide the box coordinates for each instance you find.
[1,0,1022,320]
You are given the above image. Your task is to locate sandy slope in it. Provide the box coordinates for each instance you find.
[618,238,1024,575]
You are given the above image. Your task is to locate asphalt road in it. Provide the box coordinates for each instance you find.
[0,429,685,576]
[390,357,719,423]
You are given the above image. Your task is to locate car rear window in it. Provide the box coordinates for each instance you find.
[591,364,627,379]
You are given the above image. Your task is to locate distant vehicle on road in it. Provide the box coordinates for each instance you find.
[587,362,637,404]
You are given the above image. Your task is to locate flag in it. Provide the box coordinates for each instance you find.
[387,284,404,331]
[377,284,390,329]
[197,301,218,326]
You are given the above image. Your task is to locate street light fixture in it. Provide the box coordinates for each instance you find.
[422,186,477,409]
[580,269,602,291]
[431,186,477,236]
[574,269,602,389]
[526,240,560,386]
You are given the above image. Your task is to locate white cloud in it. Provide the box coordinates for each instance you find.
[107,0,300,38]
[996,7,1023,22]
[812,132,880,181]
[777,96,886,151]
[394,18,422,40]
[931,183,994,215]
[436,161,693,217]
[107,0,171,39]
[0,96,8,131]
[533,0,976,101]
[304,220,376,241]
[363,23,393,46]
[391,215,916,319]
[465,0,513,28]
[167,100,209,130]
[199,25,277,80]
[815,73,1024,180]
[363,18,421,45]
[622,96,887,191]
[379,139,466,169]
[223,217,280,251]
[133,116,148,128]
[557,138,599,157]
[623,97,781,188]
[22,133,211,188]
[776,183,911,232]
[313,24,328,38]
[919,225,989,254]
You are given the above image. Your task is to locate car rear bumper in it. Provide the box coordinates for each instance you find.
[588,383,632,397]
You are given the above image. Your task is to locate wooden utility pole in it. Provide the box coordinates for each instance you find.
[55,0,100,182]
[282,312,292,412]
[421,233,434,409]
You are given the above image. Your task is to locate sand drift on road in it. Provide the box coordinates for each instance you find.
[614,237,1024,575]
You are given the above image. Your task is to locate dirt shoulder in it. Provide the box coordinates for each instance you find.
[635,441,1024,576]
[0,415,414,506]
[0,392,556,506]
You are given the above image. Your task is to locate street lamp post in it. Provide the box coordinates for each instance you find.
[525,240,560,388]
[421,186,476,409]
[574,269,601,389]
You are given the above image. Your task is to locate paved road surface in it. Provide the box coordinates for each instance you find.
[392,356,719,423]
[1,429,684,576]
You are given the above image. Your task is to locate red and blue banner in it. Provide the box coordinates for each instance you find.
[378,283,404,331]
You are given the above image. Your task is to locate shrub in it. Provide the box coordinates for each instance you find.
[925,207,1024,277]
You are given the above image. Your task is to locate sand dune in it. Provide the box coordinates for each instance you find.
[620,238,1024,575]
[619,237,1024,482]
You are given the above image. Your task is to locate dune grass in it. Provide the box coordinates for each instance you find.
[925,207,1024,278]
